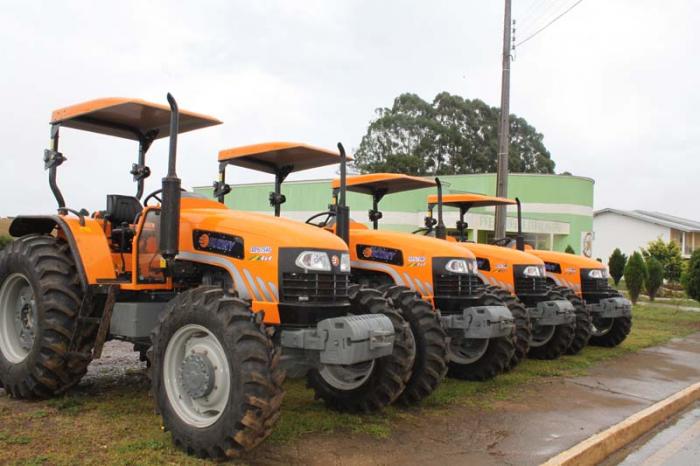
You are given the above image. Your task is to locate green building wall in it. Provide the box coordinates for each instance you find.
[194,173,594,254]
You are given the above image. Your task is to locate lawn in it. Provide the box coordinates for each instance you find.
[1,305,699,465]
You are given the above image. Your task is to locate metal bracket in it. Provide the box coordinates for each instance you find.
[43,149,66,170]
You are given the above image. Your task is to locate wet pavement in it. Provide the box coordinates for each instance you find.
[609,401,700,466]
[248,333,700,465]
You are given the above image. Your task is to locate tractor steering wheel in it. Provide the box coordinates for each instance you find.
[490,237,515,248]
[412,227,432,236]
[143,188,186,206]
[305,211,336,228]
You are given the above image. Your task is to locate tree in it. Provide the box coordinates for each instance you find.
[624,252,647,304]
[353,92,556,176]
[565,245,575,254]
[608,248,627,286]
[683,250,700,303]
[645,257,664,301]
[642,238,683,283]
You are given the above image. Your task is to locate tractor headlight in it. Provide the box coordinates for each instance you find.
[522,265,543,278]
[588,269,608,279]
[339,253,351,272]
[295,251,331,271]
[467,258,479,274]
[445,259,470,274]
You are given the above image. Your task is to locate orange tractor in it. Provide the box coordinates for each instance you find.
[528,249,632,347]
[422,189,584,359]
[0,97,412,460]
[216,154,518,387]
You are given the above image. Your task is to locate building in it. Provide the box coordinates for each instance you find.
[593,209,700,261]
[195,173,595,255]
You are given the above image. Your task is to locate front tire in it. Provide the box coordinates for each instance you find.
[527,289,575,360]
[552,286,592,355]
[381,285,448,405]
[484,285,531,371]
[0,235,95,399]
[589,291,632,347]
[447,292,515,381]
[307,285,413,412]
[151,286,284,459]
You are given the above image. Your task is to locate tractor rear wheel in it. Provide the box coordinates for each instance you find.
[307,285,414,412]
[527,289,575,360]
[447,292,515,381]
[0,234,95,398]
[552,286,592,355]
[151,286,284,459]
[484,285,531,371]
[589,292,632,347]
[380,285,447,405]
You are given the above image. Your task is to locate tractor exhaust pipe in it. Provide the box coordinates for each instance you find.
[160,93,181,262]
[336,142,350,244]
[515,197,524,251]
[435,177,447,240]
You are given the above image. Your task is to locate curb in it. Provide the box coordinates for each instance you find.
[541,381,700,466]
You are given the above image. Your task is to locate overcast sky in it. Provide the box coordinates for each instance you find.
[0,0,696,218]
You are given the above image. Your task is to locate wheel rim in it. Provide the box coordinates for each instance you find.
[319,360,375,391]
[0,273,37,364]
[591,317,614,337]
[529,324,556,348]
[163,324,231,428]
[448,335,489,364]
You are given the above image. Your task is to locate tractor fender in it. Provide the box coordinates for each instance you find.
[9,215,117,289]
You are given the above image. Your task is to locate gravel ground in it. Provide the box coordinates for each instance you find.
[79,340,150,391]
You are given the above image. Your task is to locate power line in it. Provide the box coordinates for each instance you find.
[514,0,585,48]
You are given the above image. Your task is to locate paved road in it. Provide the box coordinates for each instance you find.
[609,402,700,466]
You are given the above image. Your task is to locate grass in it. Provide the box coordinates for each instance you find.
[1,305,699,465]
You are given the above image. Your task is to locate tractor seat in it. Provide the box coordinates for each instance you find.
[106,195,143,252]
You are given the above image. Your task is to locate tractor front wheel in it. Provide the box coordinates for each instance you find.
[552,286,592,355]
[0,235,94,398]
[484,285,531,371]
[151,286,284,459]
[527,289,575,360]
[307,285,414,412]
[381,285,448,405]
[589,291,632,347]
[446,292,515,381]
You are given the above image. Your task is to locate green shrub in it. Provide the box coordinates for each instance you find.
[564,245,575,254]
[608,248,627,286]
[644,257,664,301]
[684,250,700,303]
[624,251,647,304]
[0,235,12,251]
[642,237,683,283]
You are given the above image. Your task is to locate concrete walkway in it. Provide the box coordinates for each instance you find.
[250,333,700,465]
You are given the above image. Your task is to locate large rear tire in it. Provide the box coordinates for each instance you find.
[552,286,592,355]
[0,235,95,399]
[447,293,515,381]
[527,289,575,360]
[151,286,284,459]
[380,285,447,405]
[307,285,413,412]
[484,285,531,371]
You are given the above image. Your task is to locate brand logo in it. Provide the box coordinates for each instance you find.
[331,255,340,267]
[362,247,373,258]
[356,244,404,266]
[198,233,210,248]
[251,246,272,254]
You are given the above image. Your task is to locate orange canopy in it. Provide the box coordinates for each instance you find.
[51,97,221,141]
[332,173,435,196]
[427,193,516,209]
[218,142,345,174]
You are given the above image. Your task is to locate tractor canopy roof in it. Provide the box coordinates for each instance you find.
[427,193,516,210]
[218,142,346,174]
[332,173,435,196]
[50,97,222,140]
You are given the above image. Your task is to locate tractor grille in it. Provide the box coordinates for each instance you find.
[514,276,548,295]
[434,273,484,297]
[280,272,349,304]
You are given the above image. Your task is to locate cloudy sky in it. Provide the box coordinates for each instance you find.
[0,0,696,218]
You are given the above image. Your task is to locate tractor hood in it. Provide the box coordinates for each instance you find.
[463,242,545,266]
[349,229,476,260]
[529,249,604,270]
[179,197,348,251]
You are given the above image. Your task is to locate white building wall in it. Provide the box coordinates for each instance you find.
[593,212,670,262]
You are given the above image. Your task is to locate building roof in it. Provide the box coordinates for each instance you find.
[594,208,700,233]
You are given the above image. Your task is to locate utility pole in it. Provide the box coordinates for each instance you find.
[494,0,512,239]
